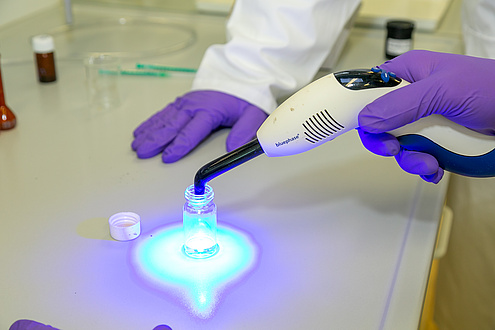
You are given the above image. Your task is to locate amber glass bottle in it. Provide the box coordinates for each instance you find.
[0,55,16,130]
[32,35,57,83]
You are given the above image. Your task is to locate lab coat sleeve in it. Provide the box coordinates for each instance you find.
[191,0,361,113]
[462,0,495,58]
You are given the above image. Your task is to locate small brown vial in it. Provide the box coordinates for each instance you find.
[32,34,57,83]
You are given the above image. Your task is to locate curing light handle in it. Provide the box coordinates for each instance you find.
[255,69,495,178]
[194,139,265,195]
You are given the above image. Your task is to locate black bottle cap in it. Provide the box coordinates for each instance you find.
[386,20,415,39]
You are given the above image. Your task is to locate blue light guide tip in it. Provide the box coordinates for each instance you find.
[183,184,219,259]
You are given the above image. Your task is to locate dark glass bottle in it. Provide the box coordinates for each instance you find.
[32,35,57,83]
[0,55,16,130]
[385,20,415,59]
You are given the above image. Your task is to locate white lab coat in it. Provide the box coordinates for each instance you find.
[192,0,361,113]
[435,1,495,329]
[462,0,495,58]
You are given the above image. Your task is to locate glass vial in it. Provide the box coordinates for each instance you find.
[183,184,219,259]
[0,54,16,130]
[385,20,415,59]
[32,34,57,83]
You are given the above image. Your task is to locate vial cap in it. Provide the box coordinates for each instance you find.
[386,20,415,39]
[109,212,141,241]
[32,34,55,53]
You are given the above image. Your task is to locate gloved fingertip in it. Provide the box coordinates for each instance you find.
[395,150,439,176]
[161,151,181,163]
[226,106,267,152]
[133,128,179,158]
[420,167,444,184]
[131,136,142,151]
[357,129,400,156]
[161,144,191,163]
[9,320,59,330]
[153,325,173,330]
[135,144,166,159]
[372,136,400,156]
[133,122,152,138]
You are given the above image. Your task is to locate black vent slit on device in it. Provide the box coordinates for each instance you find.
[303,109,344,143]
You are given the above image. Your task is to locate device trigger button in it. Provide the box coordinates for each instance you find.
[381,71,390,83]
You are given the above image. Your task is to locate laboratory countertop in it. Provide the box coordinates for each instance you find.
[0,3,462,330]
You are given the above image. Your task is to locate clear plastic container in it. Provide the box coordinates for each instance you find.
[85,54,121,111]
[183,184,219,258]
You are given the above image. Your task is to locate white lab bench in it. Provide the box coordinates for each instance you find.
[0,2,462,330]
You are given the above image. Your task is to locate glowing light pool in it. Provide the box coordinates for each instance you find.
[130,222,259,318]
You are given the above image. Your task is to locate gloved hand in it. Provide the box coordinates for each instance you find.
[9,320,59,330]
[153,325,172,330]
[358,50,495,183]
[132,91,268,163]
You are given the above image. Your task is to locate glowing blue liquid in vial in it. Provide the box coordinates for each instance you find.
[183,184,219,258]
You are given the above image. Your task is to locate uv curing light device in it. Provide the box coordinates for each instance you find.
[194,68,495,193]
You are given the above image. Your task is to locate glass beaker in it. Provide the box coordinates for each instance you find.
[85,54,121,112]
[183,184,219,258]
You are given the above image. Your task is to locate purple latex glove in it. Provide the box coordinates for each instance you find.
[132,90,268,163]
[358,50,495,183]
[9,320,59,330]
[153,325,173,330]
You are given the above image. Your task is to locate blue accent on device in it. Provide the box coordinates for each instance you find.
[370,67,396,82]
[397,134,495,177]
[380,71,390,82]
